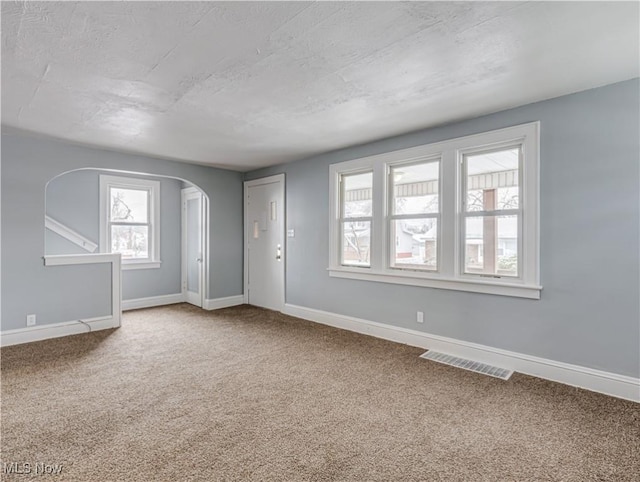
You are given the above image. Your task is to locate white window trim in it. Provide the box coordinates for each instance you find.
[99,175,161,270]
[328,122,541,299]
[387,156,442,272]
[339,169,374,267]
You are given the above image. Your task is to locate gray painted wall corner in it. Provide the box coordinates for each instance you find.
[245,78,640,378]
[1,136,244,330]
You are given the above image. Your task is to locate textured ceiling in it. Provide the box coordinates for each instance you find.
[2,1,638,171]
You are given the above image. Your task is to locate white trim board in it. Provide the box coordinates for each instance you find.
[45,215,98,253]
[121,293,243,312]
[282,304,640,403]
[123,293,185,311]
[204,295,244,311]
[0,316,118,347]
[44,253,119,265]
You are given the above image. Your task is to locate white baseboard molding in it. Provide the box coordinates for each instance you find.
[123,293,185,311]
[1,316,119,347]
[282,304,640,403]
[204,295,244,311]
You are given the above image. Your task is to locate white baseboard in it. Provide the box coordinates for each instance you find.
[282,304,640,403]
[122,293,243,312]
[1,316,119,347]
[122,293,185,311]
[204,295,244,310]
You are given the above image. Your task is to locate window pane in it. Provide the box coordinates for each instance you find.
[464,215,518,277]
[341,221,370,267]
[391,219,437,270]
[465,148,519,212]
[342,172,372,218]
[392,161,439,214]
[110,188,148,222]
[111,225,149,259]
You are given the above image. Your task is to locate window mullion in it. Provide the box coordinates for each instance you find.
[109,222,149,227]
[147,189,153,262]
[340,216,372,223]
[463,209,520,218]
[390,213,439,221]
[371,161,386,271]
[440,150,457,278]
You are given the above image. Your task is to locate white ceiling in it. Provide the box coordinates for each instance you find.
[2,1,638,171]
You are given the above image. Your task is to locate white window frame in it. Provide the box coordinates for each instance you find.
[99,175,161,270]
[328,122,541,299]
[339,169,374,268]
[387,156,442,272]
[459,142,523,280]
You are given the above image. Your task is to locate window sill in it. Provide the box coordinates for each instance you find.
[328,267,541,299]
[122,260,162,271]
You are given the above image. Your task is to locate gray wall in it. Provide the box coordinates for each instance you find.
[45,170,184,300]
[1,135,244,330]
[246,78,640,378]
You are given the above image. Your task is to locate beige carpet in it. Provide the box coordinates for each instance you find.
[1,304,638,481]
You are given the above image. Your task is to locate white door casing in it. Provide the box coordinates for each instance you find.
[244,174,285,311]
[182,187,206,308]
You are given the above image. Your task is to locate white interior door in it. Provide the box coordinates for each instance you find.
[182,188,204,307]
[245,175,285,311]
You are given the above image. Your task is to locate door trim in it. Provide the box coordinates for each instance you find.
[243,174,286,310]
[182,187,208,308]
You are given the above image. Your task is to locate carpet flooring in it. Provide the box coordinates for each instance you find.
[1,304,639,481]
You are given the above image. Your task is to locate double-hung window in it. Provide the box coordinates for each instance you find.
[340,171,373,267]
[329,122,540,299]
[100,175,161,270]
[462,147,521,278]
[389,159,440,271]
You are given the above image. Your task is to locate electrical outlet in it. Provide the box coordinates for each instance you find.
[416,311,424,323]
[26,314,36,327]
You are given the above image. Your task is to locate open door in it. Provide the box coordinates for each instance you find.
[182,187,205,307]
